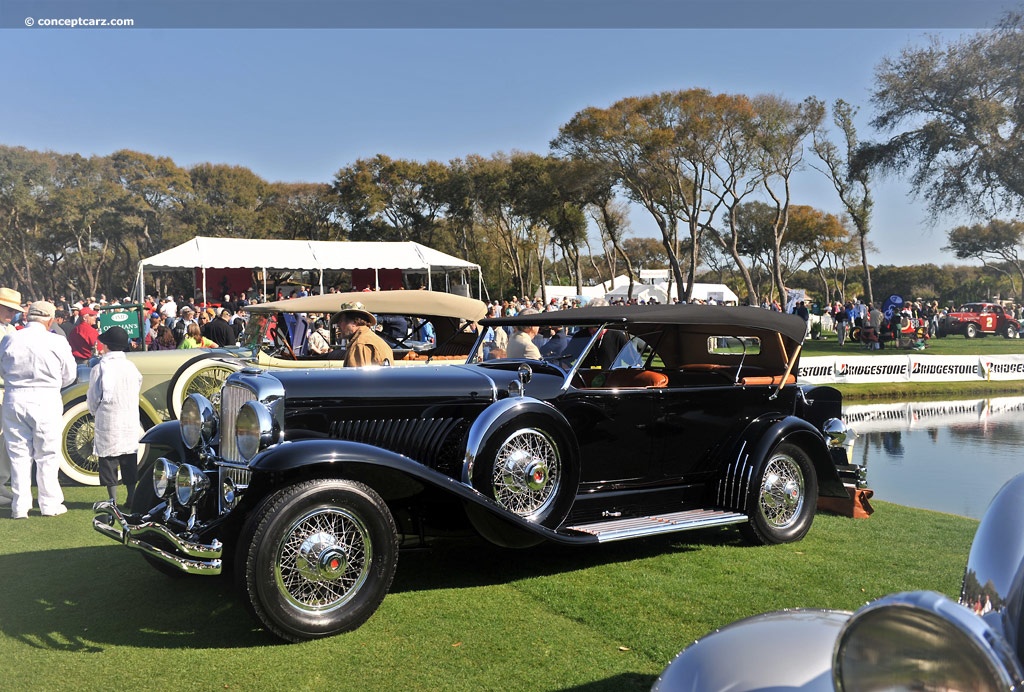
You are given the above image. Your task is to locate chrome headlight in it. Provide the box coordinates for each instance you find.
[834,591,1023,690]
[175,463,210,507]
[235,400,276,461]
[823,418,852,447]
[153,458,179,498]
[180,394,217,450]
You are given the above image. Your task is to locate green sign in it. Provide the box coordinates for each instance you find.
[98,305,142,340]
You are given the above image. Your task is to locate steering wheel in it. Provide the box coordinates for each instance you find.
[271,328,297,360]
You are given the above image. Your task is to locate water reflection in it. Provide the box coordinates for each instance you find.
[842,396,1024,519]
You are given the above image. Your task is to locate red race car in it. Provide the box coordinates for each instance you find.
[937,302,1021,339]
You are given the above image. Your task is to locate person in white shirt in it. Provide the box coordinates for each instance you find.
[87,326,143,507]
[159,295,177,320]
[506,307,542,359]
[0,286,22,508]
[0,301,77,518]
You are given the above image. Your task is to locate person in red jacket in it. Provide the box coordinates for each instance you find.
[68,306,99,363]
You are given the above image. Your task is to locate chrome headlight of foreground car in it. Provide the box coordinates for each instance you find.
[822,418,852,448]
[153,458,178,498]
[235,400,277,462]
[175,463,211,507]
[180,394,217,450]
[834,591,1023,690]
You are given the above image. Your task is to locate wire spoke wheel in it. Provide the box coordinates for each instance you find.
[184,365,238,404]
[491,428,561,519]
[758,453,805,530]
[169,356,243,418]
[62,402,99,480]
[741,441,817,546]
[240,479,398,641]
[275,507,371,613]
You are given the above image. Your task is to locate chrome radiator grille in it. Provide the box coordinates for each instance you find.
[219,465,252,490]
[219,383,257,463]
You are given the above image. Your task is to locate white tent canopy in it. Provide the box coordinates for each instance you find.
[137,237,483,301]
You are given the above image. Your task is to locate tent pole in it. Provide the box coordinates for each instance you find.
[262,267,267,302]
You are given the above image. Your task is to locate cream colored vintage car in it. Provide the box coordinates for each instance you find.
[58,291,487,485]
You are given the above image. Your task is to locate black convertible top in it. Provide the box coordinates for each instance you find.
[481,304,808,344]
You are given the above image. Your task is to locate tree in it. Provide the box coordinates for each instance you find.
[109,149,192,259]
[700,94,763,306]
[465,153,536,299]
[726,201,777,302]
[787,206,859,303]
[755,95,826,305]
[554,90,733,302]
[864,13,1024,218]
[184,163,271,238]
[945,220,1024,298]
[332,155,450,245]
[48,153,135,300]
[811,98,876,304]
[620,238,668,273]
[265,182,346,241]
[0,146,54,298]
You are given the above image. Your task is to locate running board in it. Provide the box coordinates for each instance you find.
[564,509,747,543]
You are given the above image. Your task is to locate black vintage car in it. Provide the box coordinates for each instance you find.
[93,304,853,642]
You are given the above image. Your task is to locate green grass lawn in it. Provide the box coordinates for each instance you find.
[802,331,1024,356]
[0,486,977,691]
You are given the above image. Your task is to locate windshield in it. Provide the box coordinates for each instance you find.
[239,313,270,352]
[469,323,648,373]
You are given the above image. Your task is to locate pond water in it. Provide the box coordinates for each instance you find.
[842,396,1024,520]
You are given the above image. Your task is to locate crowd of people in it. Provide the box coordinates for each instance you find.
[818,298,945,349]
[0,288,257,518]
[0,291,256,363]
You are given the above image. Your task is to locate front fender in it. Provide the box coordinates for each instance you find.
[140,420,187,461]
[961,471,1024,664]
[61,382,88,407]
[654,609,849,691]
[461,396,575,485]
[718,414,846,511]
[247,439,488,505]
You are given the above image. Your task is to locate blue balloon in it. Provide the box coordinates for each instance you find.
[881,294,904,321]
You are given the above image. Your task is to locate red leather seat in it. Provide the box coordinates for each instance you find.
[598,369,669,389]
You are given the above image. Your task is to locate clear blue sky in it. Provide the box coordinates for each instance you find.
[0,17,1001,266]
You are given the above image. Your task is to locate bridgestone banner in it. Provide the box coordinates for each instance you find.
[798,354,1024,384]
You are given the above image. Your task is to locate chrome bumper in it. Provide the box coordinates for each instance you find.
[92,500,223,575]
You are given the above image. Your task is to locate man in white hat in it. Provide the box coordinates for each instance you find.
[159,295,177,320]
[0,300,77,518]
[0,287,22,506]
[331,302,393,367]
